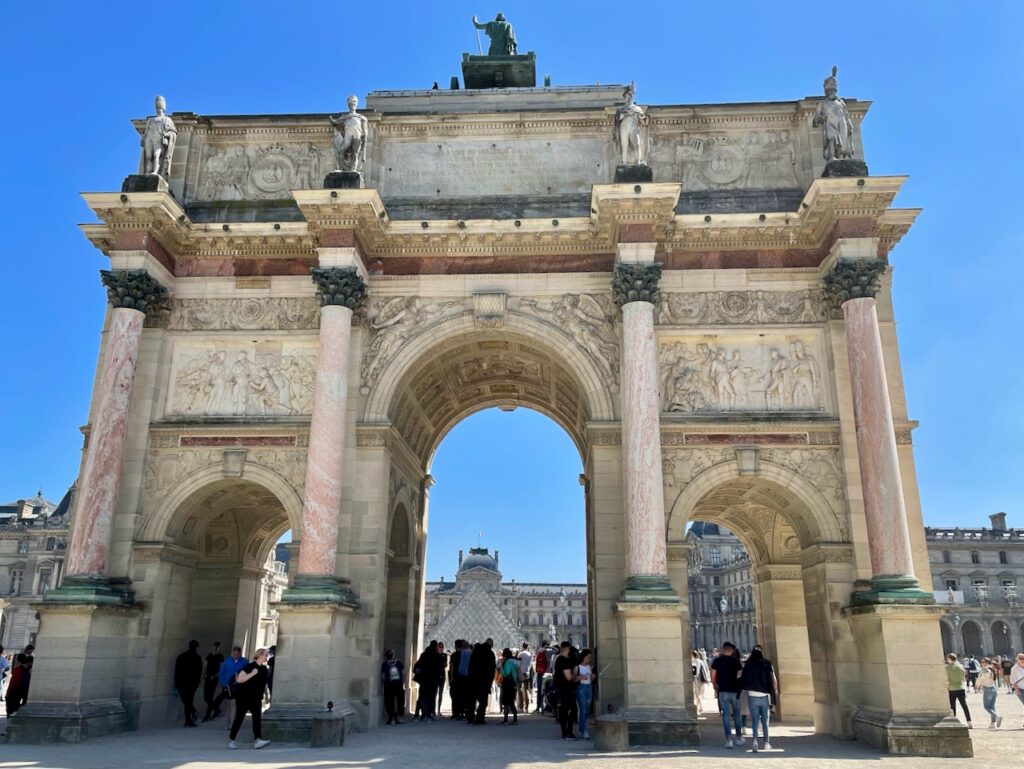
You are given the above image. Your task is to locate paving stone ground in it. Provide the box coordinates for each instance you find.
[1,689,1020,769]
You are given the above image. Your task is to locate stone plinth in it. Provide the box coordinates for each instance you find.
[461,52,537,89]
[120,174,168,193]
[823,158,869,177]
[310,710,347,747]
[324,171,364,189]
[614,164,654,183]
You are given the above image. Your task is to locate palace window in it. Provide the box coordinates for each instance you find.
[37,568,53,595]
[713,576,720,586]
[45,537,56,551]
[942,550,951,564]
[999,551,1008,565]
[944,578,958,591]
[970,551,980,564]
[709,547,721,566]
[17,540,28,555]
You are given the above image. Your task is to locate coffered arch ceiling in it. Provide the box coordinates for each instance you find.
[388,333,589,467]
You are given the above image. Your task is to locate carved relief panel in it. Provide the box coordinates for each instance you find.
[192,143,332,202]
[166,339,318,418]
[659,332,830,414]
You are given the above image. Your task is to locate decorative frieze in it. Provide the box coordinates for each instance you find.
[612,263,662,307]
[657,290,827,326]
[167,298,320,331]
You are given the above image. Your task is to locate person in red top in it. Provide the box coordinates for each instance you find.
[534,641,549,713]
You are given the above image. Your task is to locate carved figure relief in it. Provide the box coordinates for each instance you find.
[660,335,824,413]
[360,297,470,390]
[167,298,320,331]
[194,143,328,201]
[657,290,827,326]
[512,294,620,385]
[662,448,734,491]
[168,344,317,417]
[653,131,803,190]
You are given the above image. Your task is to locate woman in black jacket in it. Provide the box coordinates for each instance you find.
[414,641,442,721]
[739,648,778,752]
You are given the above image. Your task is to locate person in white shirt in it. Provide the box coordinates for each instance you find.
[517,643,533,712]
[1010,653,1024,729]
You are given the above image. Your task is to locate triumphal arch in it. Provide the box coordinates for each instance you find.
[11,35,970,756]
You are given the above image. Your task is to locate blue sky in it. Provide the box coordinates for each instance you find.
[1,2,1021,582]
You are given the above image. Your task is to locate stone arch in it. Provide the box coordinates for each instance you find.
[362,310,616,427]
[140,463,304,546]
[961,620,983,657]
[990,620,1013,657]
[667,458,846,551]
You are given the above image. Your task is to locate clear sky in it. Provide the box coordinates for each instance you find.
[1,2,1022,583]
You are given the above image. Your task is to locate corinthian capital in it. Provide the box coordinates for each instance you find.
[100,269,168,315]
[311,266,367,312]
[612,262,662,307]
[822,258,887,313]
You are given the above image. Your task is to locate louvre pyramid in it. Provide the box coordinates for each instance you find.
[430,582,522,650]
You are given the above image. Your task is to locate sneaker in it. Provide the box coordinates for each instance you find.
[228,741,238,750]
[254,739,271,749]
[763,741,772,750]
[967,722,973,729]
[752,742,759,753]
[996,716,1003,728]
[725,738,733,748]
[988,722,995,729]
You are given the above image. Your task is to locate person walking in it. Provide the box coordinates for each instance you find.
[499,648,519,724]
[1001,655,1014,693]
[978,658,1002,728]
[575,648,595,739]
[174,640,203,727]
[207,646,247,723]
[201,642,224,722]
[945,652,973,728]
[534,640,549,712]
[228,647,271,750]
[517,642,533,713]
[381,649,405,725]
[691,649,710,716]
[711,641,744,748]
[469,641,495,724]
[965,655,980,693]
[740,647,778,752]
[1010,653,1024,728]
[554,641,577,740]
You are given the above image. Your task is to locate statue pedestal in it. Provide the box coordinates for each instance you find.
[614,164,654,184]
[823,158,869,177]
[121,174,168,193]
[461,52,536,89]
[324,171,364,189]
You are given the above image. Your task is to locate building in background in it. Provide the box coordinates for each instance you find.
[928,513,1024,657]
[422,547,588,651]
[0,487,74,650]
[686,522,755,652]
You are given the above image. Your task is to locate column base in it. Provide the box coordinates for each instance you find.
[280,574,359,606]
[850,576,934,606]
[620,575,679,603]
[5,699,130,744]
[852,708,972,757]
[594,707,699,750]
[44,575,135,605]
[262,702,354,745]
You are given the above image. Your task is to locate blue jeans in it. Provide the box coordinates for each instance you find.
[748,695,770,742]
[718,692,741,739]
[982,686,997,722]
[576,684,593,735]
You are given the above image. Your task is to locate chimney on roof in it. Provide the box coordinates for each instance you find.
[989,512,1007,531]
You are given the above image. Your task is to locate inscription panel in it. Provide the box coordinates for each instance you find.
[378,138,607,197]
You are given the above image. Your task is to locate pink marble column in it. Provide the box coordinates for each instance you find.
[290,266,367,596]
[296,303,354,577]
[66,270,166,580]
[614,263,675,599]
[842,296,917,581]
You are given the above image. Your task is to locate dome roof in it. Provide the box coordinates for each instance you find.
[459,547,498,572]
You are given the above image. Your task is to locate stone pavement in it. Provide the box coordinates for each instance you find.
[1,688,1021,769]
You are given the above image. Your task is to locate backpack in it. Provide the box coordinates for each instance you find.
[386,661,401,682]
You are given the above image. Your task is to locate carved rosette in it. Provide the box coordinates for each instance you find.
[311,267,367,313]
[100,269,168,316]
[822,258,887,314]
[612,263,662,307]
